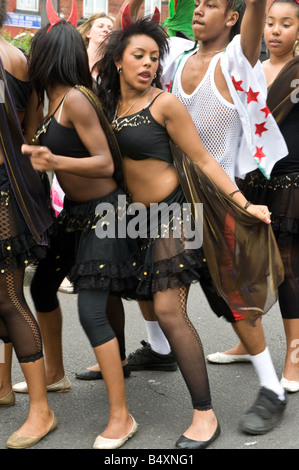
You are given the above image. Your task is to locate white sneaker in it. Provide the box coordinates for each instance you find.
[280,376,299,393]
[206,351,251,364]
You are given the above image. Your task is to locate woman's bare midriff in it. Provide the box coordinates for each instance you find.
[56,172,117,202]
[123,157,179,207]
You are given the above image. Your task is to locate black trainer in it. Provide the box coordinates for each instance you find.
[127,340,178,371]
[239,387,287,435]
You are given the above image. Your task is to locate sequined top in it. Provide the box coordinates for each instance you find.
[113,93,173,164]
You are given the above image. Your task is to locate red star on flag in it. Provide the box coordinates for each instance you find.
[254,146,266,162]
[246,87,260,103]
[165,81,172,93]
[232,76,244,92]
[255,121,268,137]
[260,105,271,118]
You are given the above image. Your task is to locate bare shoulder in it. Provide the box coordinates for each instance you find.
[0,40,29,81]
[153,89,185,112]
[63,87,98,124]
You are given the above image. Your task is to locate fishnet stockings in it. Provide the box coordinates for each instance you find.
[0,189,43,362]
[153,285,212,410]
[0,266,43,363]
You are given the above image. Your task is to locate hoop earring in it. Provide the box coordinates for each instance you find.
[293,39,299,57]
[117,66,122,74]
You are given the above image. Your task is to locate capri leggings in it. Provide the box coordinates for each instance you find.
[30,225,119,352]
[277,233,299,320]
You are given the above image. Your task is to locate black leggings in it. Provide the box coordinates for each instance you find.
[30,227,125,355]
[277,235,299,319]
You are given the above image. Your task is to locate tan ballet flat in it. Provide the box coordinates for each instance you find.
[13,375,71,393]
[93,415,138,449]
[6,411,57,449]
[0,390,15,407]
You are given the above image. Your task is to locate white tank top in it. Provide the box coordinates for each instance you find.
[172,51,242,182]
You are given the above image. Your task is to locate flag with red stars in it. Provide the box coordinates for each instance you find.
[221,35,288,179]
[161,35,288,180]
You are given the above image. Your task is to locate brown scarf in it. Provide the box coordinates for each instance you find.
[267,55,299,124]
[171,141,284,324]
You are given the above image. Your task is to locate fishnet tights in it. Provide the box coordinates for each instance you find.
[0,266,42,363]
[153,285,212,410]
[0,190,43,362]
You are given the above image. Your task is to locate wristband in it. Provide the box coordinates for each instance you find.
[244,201,252,210]
[229,189,241,197]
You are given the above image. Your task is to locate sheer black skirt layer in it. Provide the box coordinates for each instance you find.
[135,185,209,300]
[242,170,299,244]
[0,164,50,273]
[0,164,52,363]
[242,170,299,319]
[64,187,140,298]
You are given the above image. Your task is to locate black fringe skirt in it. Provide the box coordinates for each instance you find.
[0,164,51,273]
[242,170,299,245]
[135,185,208,300]
[63,187,140,298]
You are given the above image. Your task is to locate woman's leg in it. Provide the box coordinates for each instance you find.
[153,285,218,442]
[0,341,13,399]
[78,289,133,439]
[277,239,299,383]
[0,266,53,437]
[29,228,76,386]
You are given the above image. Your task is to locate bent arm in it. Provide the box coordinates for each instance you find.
[240,0,267,66]
[22,90,114,178]
[161,94,271,223]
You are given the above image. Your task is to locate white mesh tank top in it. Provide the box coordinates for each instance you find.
[172,51,241,182]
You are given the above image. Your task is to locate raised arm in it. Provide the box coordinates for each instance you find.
[240,0,267,66]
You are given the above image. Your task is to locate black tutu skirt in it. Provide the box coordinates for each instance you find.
[0,164,52,273]
[242,170,299,244]
[135,185,208,300]
[63,187,140,298]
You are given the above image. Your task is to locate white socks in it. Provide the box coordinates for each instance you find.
[250,347,285,401]
[144,320,171,355]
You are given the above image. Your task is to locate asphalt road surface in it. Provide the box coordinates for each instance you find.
[0,282,298,457]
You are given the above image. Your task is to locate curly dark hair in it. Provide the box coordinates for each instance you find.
[29,21,93,105]
[96,16,169,122]
[0,0,7,29]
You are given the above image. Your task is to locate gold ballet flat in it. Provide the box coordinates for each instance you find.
[6,411,57,449]
[93,415,138,449]
[0,390,15,407]
[13,375,71,393]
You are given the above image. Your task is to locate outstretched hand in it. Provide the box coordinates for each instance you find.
[22,144,56,172]
[246,203,271,224]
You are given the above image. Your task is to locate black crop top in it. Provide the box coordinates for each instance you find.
[39,117,90,158]
[35,92,89,158]
[113,93,173,164]
[5,70,32,112]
